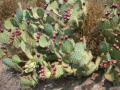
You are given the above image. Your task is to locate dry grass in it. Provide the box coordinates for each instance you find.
[83,0,106,56]
[0,0,42,21]
[0,0,18,21]
[84,0,105,34]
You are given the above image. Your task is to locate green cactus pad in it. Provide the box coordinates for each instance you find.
[99,41,110,53]
[54,65,64,78]
[44,24,54,37]
[0,31,9,44]
[61,40,74,54]
[24,60,36,73]
[37,8,44,18]
[20,76,37,87]
[97,19,111,31]
[2,58,22,72]
[12,55,22,64]
[4,18,15,30]
[39,35,49,48]
[110,48,120,60]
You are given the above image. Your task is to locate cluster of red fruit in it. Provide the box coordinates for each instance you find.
[59,35,69,46]
[112,33,120,51]
[51,64,56,75]
[100,60,117,68]
[39,64,57,77]
[64,9,71,23]
[52,32,58,40]
[113,43,120,51]
[9,28,22,44]
[52,32,69,46]
[43,3,48,10]
[105,3,120,17]
[39,66,45,77]
[105,11,120,17]
[111,3,119,9]
[34,32,41,42]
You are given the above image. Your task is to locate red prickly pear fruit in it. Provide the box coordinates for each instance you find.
[43,4,48,9]
[51,64,55,68]
[116,46,119,50]
[15,28,21,35]
[37,32,41,36]
[36,35,40,39]
[108,61,113,65]
[61,35,65,40]
[40,69,44,72]
[113,43,118,49]
[103,63,108,68]
[53,68,56,72]
[52,34,57,40]
[52,32,58,40]
[64,0,68,2]
[54,32,58,35]
[64,9,71,22]
[111,3,119,8]
[64,35,68,40]
[0,29,4,33]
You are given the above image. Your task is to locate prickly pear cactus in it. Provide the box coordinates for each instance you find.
[68,42,93,67]
[0,0,103,88]
[97,1,120,85]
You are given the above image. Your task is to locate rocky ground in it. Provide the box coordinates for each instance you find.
[0,61,112,90]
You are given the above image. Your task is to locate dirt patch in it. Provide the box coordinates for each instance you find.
[0,61,20,90]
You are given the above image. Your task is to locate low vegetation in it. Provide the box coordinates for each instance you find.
[0,0,120,88]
